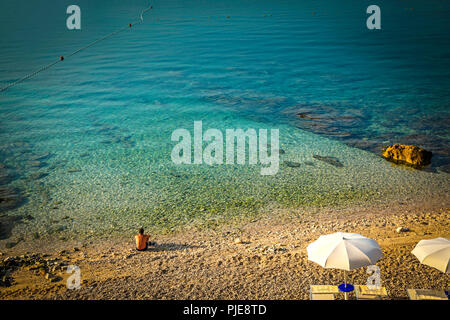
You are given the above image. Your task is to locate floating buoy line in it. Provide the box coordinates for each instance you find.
[0,4,153,94]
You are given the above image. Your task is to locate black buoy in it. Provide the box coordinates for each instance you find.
[60,56,64,61]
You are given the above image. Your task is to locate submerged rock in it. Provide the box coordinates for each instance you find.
[27,160,46,168]
[313,155,344,168]
[29,152,52,161]
[28,172,48,181]
[438,164,450,174]
[297,112,321,120]
[0,215,23,240]
[0,166,13,185]
[284,161,301,168]
[382,144,432,168]
[0,186,22,212]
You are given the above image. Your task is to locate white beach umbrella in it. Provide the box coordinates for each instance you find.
[411,237,450,274]
[307,232,384,299]
[307,232,384,270]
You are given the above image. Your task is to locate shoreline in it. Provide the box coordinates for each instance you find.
[1,199,448,299]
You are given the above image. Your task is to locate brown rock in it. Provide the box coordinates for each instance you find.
[382,144,432,167]
[396,227,409,233]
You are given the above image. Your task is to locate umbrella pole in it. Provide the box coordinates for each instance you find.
[344,271,348,300]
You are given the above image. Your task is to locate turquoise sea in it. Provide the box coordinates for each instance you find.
[0,0,449,242]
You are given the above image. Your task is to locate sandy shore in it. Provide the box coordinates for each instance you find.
[0,200,449,300]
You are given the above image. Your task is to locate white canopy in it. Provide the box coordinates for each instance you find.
[307,232,384,271]
[411,237,450,274]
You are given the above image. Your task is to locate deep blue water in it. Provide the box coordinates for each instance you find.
[0,0,449,239]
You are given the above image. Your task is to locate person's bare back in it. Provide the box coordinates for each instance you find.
[135,227,150,251]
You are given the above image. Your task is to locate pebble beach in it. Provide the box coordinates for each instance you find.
[1,198,448,300]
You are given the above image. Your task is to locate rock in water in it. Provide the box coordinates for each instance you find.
[284,161,301,168]
[0,166,13,185]
[0,186,22,212]
[382,144,432,168]
[313,155,344,168]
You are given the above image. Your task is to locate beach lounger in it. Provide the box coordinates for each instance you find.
[311,293,336,300]
[407,289,449,300]
[310,285,339,300]
[355,285,388,300]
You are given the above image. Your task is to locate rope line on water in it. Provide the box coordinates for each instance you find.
[0,4,153,94]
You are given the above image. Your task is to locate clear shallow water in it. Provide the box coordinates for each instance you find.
[0,0,449,241]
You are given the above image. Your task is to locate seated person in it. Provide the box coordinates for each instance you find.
[135,227,150,251]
